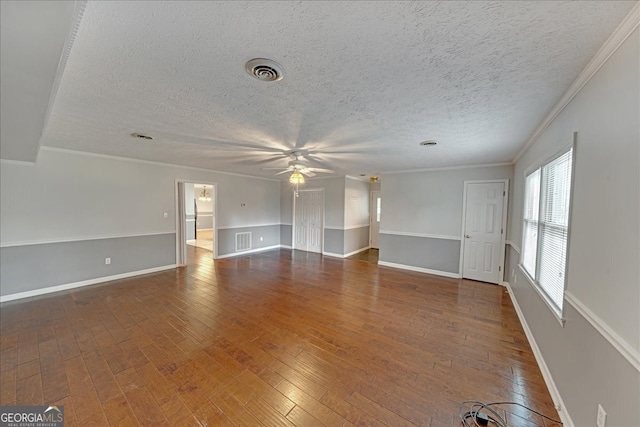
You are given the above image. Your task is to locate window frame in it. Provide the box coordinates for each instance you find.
[519,136,576,325]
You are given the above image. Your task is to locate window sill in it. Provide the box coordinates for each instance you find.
[518,264,566,327]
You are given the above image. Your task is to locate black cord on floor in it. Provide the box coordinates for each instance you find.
[459,400,563,427]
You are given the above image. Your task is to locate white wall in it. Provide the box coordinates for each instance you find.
[381,165,513,237]
[0,148,280,245]
[507,27,639,427]
[185,183,195,215]
[284,177,345,229]
[318,177,346,229]
[509,28,639,353]
[344,177,369,228]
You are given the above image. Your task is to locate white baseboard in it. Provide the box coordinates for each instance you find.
[216,245,281,259]
[322,251,345,258]
[504,281,574,427]
[344,246,370,258]
[322,246,371,259]
[0,264,177,303]
[377,261,460,279]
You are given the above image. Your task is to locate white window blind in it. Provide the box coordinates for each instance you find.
[521,148,573,316]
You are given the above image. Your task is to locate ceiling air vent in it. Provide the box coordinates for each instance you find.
[245,58,284,82]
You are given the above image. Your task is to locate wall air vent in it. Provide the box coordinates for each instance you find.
[235,232,252,252]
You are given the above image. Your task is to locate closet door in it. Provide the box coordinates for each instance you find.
[293,190,323,253]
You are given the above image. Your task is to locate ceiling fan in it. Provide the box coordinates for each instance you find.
[144,131,350,179]
[262,151,334,177]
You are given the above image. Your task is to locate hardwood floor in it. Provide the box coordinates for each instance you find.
[187,229,214,251]
[0,247,559,426]
[347,248,379,263]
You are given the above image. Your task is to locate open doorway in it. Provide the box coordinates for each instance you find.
[176,180,217,265]
[188,184,215,252]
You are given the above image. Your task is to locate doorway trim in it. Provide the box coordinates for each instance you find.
[175,179,218,265]
[369,190,381,249]
[459,179,509,284]
[292,188,325,253]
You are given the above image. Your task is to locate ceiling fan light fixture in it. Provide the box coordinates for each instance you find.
[245,58,284,82]
[289,171,305,185]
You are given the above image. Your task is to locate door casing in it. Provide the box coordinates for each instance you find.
[370,190,381,249]
[175,179,218,264]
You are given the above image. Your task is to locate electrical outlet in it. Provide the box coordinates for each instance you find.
[260,236,263,242]
[163,212,168,218]
[105,257,111,265]
[597,404,606,427]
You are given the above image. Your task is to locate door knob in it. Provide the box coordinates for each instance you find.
[465,234,471,238]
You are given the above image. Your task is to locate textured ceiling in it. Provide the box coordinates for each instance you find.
[39,1,635,178]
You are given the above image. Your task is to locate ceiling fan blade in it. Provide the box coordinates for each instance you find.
[307,167,334,173]
[261,167,290,170]
[274,169,292,175]
[153,132,288,153]
[301,170,316,177]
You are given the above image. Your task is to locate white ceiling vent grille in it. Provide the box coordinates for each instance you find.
[235,232,252,252]
[245,58,284,82]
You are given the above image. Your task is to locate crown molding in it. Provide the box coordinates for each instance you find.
[382,162,513,175]
[513,2,640,163]
[40,147,281,182]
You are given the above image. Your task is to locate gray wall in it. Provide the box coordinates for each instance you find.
[0,234,175,296]
[381,165,513,236]
[280,224,292,247]
[507,28,639,426]
[344,226,370,255]
[186,214,196,240]
[0,148,281,297]
[217,225,280,257]
[323,228,344,255]
[196,215,213,230]
[380,234,460,273]
[379,165,513,274]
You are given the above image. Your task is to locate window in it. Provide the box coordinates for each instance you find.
[521,147,574,317]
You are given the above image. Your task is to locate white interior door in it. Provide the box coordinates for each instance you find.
[307,190,323,253]
[370,191,381,249]
[462,181,506,284]
[294,190,323,253]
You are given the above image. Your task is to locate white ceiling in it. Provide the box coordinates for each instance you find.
[4,1,636,178]
[0,0,79,162]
